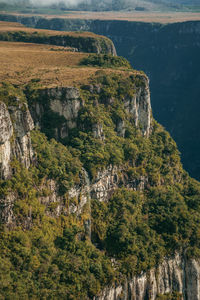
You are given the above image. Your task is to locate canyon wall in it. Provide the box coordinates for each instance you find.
[2,14,199,179]
[96,253,200,300]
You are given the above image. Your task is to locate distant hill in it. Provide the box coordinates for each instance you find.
[0,0,199,13]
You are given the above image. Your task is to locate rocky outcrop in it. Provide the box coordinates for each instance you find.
[9,102,34,169]
[7,13,200,179]
[0,100,34,179]
[0,193,16,227]
[0,20,117,55]
[124,75,151,137]
[0,99,34,226]
[29,76,151,143]
[95,253,200,300]
[90,165,148,202]
[0,102,13,179]
[30,87,83,140]
[0,75,151,225]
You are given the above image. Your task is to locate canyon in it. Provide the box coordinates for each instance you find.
[1,14,199,180]
[0,21,200,299]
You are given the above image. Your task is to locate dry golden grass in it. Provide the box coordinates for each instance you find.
[3,11,200,24]
[0,21,106,38]
[0,41,136,88]
[62,11,200,23]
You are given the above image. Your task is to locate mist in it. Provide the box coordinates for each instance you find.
[0,0,197,10]
[0,0,89,6]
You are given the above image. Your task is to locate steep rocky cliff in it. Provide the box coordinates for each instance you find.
[1,36,200,299]
[0,21,116,55]
[0,98,34,179]
[0,72,198,299]
[28,73,151,143]
[0,92,34,226]
[96,253,200,300]
[3,14,200,180]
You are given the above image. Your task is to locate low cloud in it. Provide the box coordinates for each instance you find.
[0,0,88,6]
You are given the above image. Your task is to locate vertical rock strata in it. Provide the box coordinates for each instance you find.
[0,101,34,179]
[0,73,200,298]
[124,75,151,137]
[0,102,13,179]
[0,100,34,226]
[30,87,83,140]
[95,254,200,300]
[29,74,151,142]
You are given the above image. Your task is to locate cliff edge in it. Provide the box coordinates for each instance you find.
[0,28,200,300]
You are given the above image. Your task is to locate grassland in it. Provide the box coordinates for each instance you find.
[46,11,200,23]
[3,11,200,24]
[0,40,135,88]
[0,21,106,38]
[0,20,129,87]
[0,41,92,87]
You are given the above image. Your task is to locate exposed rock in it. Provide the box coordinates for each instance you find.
[185,258,200,300]
[30,87,83,140]
[8,102,34,137]
[68,168,91,215]
[0,101,34,179]
[0,193,16,227]
[124,75,151,137]
[92,123,104,140]
[0,102,13,144]
[95,253,200,300]
[0,17,117,55]
[0,100,34,225]
[0,102,13,178]
[0,139,12,180]
[90,165,148,202]
[39,179,66,217]
[9,102,34,168]
[116,119,126,137]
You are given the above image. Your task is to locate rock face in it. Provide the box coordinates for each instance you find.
[9,14,200,179]
[95,253,200,300]
[0,16,117,56]
[0,99,34,227]
[90,165,148,203]
[0,69,197,299]
[0,100,34,179]
[30,87,83,140]
[124,75,151,137]
[29,74,151,142]
[0,102,13,179]
[0,193,15,226]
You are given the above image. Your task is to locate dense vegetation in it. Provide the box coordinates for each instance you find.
[0,71,200,299]
[0,30,114,54]
[80,54,131,68]
[6,13,200,180]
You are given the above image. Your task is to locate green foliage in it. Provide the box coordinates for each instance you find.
[0,82,27,107]
[0,31,114,54]
[1,73,200,299]
[91,189,166,276]
[80,54,132,69]
[0,219,114,299]
[31,130,82,194]
[156,292,182,300]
